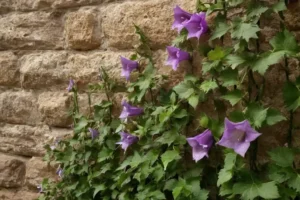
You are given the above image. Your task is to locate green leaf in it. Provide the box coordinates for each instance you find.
[202,61,220,73]
[161,150,181,170]
[217,153,237,186]
[233,181,280,200]
[93,184,105,198]
[283,81,300,111]
[208,46,225,61]
[247,4,268,18]
[268,147,294,168]
[172,30,188,47]
[228,0,243,6]
[229,110,246,122]
[188,95,199,109]
[173,82,194,99]
[220,68,238,87]
[222,90,243,106]
[226,54,245,69]
[210,22,231,40]
[288,174,300,192]
[231,20,260,42]
[272,0,286,12]
[74,117,88,133]
[245,103,268,128]
[270,29,300,55]
[252,51,285,75]
[265,109,286,126]
[200,80,218,93]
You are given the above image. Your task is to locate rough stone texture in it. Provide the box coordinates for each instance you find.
[102,0,195,50]
[25,157,56,190]
[20,51,133,90]
[0,154,26,188]
[65,10,101,50]
[0,91,41,125]
[0,11,64,50]
[0,0,299,199]
[37,92,72,127]
[0,52,19,86]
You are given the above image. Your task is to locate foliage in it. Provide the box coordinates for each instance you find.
[39,0,300,200]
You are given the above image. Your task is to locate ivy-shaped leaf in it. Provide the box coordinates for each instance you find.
[161,150,181,170]
[268,147,294,168]
[210,22,231,41]
[265,109,286,126]
[231,19,260,42]
[245,103,268,128]
[270,29,300,55]
[217,153,237,186]
[222,90,243,106]
[200,80,218,93]
[208,46,226,61]
[283,81,300,111]
[220,68,238,87]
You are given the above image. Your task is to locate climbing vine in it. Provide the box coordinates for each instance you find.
[39,0,300,199]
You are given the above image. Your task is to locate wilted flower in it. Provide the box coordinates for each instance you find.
[37,185,43,193]
[88,128,99,140]
[120,56,139,81]
[187,129,214,162]
[119,101,143,119]
[67,79,75,92]
[184,13,208,39]
[166,46,190,70]
[217,118,261,157]
[172,5,192,32]
[116,131,138,151]
[56,168,63,178]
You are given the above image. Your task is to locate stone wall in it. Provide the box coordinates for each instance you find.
[0,0,300,199]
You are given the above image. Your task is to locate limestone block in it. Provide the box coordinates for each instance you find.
[0,91,41,125]
[37,92,72,127]
[20,51,69,90]
[20,51,133,90]
[0,189,39,200]
[0,11,64,50]
[25,157,56,190]
[0,154,26,188]
[65,10,101,50]
[0,52,19,86]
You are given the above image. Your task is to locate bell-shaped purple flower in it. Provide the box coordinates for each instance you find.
[56,167,63,178]
[50,138,60,150]
[187,129,214,162]
[184,13,208,39]
[67,79,75,92]
[217,118,261,157]
[116,131,138,151]
[88,128,99,140]
[119,101,143,119]
[172,5,193,33]
[166,46,190,71]
[120,56,138,81]
[37,185,43,193]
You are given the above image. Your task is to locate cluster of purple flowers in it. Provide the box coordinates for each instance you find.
[187,118,261,162]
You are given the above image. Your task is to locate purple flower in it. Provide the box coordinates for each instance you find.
[187,129,214,162]
[116,131,138,151]
[67,79,75,92]
[88,128,99,140]
[50,138,60,150]
[37,185,43,193]
[184,13,208,39]
[172,5,193,33]
[56,168,63,178]
[120,56,138,81]
[166,46,190,71]
[217,118,261,157]
[119,101,143,119]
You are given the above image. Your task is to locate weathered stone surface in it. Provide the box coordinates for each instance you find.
[0,91,41,125]
[65,10,101,50]
[0,52,19,86]
[25,157,56,190]
[0,154,26,188]
[20,51,133,90]
[0,189,39,200]
[20,52,69,90]
[0,124,71,157]
[0,11,64,50]
[102,0,195,50]
[285,2,300,31]
[38,92,72,127]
